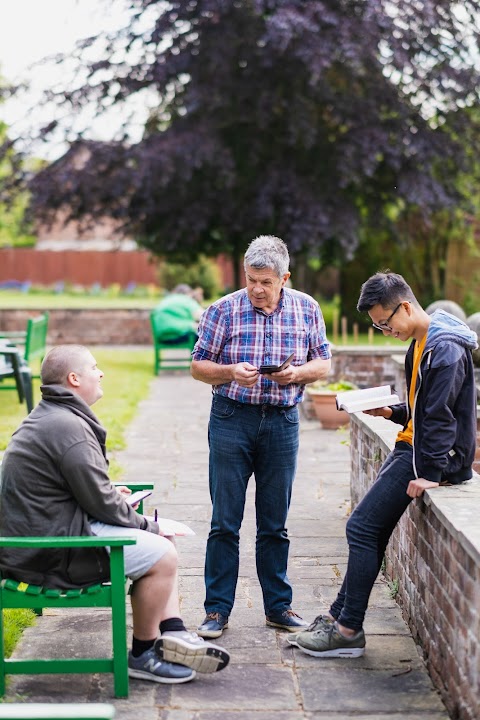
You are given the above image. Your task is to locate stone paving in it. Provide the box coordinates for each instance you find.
[6,369,451,719]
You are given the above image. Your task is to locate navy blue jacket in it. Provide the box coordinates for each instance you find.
[389,310,478,484]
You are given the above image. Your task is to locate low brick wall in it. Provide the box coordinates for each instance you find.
[329,344,406,390]
[350,414,480,720]
[0,308,152,345]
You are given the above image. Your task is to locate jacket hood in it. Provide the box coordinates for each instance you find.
[426,310,478,351]
[39,384,107,460]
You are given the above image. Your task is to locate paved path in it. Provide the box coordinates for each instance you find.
[6,371,450,719]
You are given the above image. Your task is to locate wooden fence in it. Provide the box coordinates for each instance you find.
[0,249,235,289]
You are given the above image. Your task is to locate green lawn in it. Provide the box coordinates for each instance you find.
[0,290,159,309]
[0,348,154,476]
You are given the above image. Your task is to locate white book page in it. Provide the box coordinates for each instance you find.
[145,517,195,536]
[336,385,401,413]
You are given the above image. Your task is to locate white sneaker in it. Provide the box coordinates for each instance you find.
[155,630,230,673]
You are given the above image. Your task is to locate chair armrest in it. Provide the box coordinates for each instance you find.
[0,536,137,549]
[112,482,154,492]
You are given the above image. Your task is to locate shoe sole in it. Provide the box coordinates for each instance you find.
[297,645,365,658]
[128,667,196,684]
[196,623,228,639]
[155,637,230,673]
[286,636,299,647]
[266,620,308,633]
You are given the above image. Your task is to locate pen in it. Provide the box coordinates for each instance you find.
[154,509,158,523]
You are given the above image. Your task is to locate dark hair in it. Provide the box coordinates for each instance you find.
[357,271,418,312]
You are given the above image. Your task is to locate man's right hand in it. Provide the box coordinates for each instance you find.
[363,406,393,419]
[233,362,259,387]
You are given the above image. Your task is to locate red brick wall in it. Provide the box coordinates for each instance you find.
[351,415,480,720]
[0,308,152,345]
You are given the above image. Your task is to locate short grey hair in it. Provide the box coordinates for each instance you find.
[41,345,91,386]
[244,235,290,278]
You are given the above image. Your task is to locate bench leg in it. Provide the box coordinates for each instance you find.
[0,599,5,696]
[110,547,129,698]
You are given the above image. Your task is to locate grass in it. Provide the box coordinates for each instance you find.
[0,290,159,309]
[0,347,154,661]
[331,333,405,347]
[0,348,152,457]
[2,609,37,658]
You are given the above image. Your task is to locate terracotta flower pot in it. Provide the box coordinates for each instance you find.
[308,391,350,429]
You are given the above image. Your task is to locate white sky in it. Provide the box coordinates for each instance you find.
[0,0,148,158]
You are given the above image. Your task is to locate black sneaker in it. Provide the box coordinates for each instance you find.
[266,609,309,632]
[197,612,229,638]
[128,648,195,684]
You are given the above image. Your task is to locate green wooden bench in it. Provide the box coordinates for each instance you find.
[150,310,196,375]
[0,702,115,719]
[0,313,49,412]
[0,536,136,698]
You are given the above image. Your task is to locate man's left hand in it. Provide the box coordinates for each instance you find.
[264,365,298,385]
[406,478,440,498]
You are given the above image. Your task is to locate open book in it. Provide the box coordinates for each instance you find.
[335,384,401,414]
[145,516,195,536]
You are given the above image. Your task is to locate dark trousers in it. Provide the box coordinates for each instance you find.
[204,394,300,616]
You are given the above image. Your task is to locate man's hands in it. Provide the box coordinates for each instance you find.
[233,362,260,386]
[262,364,298,386]
[363,406,393,419]
[406,478,440,498]
[233,362,299,387]
[115,485,140,510]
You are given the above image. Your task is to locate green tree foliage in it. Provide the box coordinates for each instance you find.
[0,119,35,247]
[1,1,480,286]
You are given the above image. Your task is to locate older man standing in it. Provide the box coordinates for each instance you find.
[191,235,331,638]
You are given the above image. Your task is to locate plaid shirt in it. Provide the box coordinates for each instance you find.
[192,287,331,406]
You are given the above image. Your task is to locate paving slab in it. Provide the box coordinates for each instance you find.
[4,365,451,718]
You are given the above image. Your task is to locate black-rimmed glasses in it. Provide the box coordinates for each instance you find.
[371,302,403,332]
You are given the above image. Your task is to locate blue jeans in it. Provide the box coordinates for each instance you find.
[204,394,300,616]
[330,442,415,631]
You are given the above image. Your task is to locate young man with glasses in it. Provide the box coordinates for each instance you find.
[292,271,478,658]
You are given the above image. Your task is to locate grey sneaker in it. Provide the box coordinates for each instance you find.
[128,648,195,683]
[286,614,333,647]
[155,630,230,673]
[296,621,365,658]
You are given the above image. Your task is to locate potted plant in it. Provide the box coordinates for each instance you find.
[306,379,358,429]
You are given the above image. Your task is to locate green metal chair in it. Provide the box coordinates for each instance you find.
[149,310,196,375]
[0,536,136,698]
[0,313,49,412]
